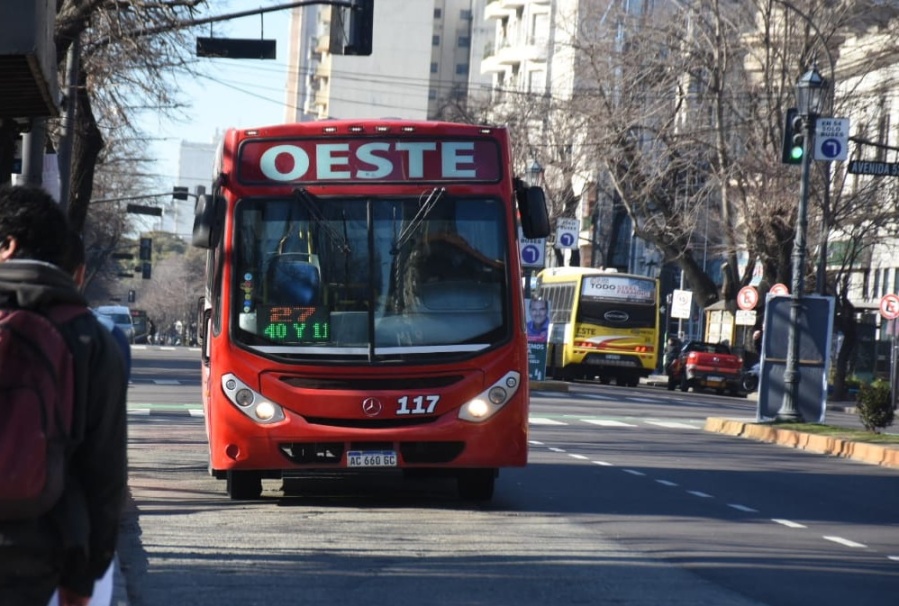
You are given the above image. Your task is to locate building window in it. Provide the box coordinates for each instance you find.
[431,62,438,73]
[433,35,440,46]
[873,268,881,298]
[428,88,437,100]
[434,8,442,18]
[460,9,472,20]
[455,63,469,75]
[458,36,470,48]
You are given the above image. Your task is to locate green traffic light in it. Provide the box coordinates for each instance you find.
[790,146,803,161]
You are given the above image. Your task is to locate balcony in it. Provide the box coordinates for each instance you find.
[313,61,331,81]
[480,53,506,74]
[485,0,514,20]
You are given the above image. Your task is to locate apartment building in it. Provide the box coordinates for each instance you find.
[285,0,490,121]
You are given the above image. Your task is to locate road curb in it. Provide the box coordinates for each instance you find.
[704,417,899,468]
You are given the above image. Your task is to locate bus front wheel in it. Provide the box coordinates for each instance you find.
[458,469,496,502]
[227,470,263,500]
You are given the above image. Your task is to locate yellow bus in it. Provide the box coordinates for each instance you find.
[534,267,660,386]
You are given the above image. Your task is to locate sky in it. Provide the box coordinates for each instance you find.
[139,3,293,187]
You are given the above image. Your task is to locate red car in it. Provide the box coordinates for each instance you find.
[666,340,743,396]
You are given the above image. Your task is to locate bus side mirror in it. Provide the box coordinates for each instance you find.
[192,194,223,249]
[517,185,550,239]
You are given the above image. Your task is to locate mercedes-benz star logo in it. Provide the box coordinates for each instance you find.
[361,397,383,417]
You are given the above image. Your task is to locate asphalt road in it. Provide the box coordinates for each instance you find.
[115,347,899,606]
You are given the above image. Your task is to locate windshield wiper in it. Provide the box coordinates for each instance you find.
[390,187,445,254]
[293,188,351,254]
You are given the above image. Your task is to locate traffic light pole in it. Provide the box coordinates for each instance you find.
[778,114,815,422]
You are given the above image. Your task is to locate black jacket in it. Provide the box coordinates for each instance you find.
[0,260,128,596]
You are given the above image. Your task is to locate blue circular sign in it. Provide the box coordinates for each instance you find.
[521,244,541,264]
[820,138,842,159]
[559,232,575,247]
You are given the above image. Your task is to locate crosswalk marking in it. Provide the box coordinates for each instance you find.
[126,408,701,431]
[582,419,638,427]
[646,421,699,430]
[529,417,567,425]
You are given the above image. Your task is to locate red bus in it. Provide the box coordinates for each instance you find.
[192,120,549,501]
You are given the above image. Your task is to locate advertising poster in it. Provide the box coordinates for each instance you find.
[527,299,550,380]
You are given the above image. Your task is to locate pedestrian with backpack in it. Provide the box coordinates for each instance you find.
[0,185,128,606]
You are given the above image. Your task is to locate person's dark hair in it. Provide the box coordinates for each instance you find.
[0,184,69,266]
[60,226,86,275]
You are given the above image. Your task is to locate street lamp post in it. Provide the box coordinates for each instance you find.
[778,66,827,422]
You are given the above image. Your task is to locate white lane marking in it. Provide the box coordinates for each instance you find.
[592,460,614,466]
[569,454,589,460]
[583,419,637,427]
[656,480,678,487]
[188,409,205,418]
[623,469,646,476]
[687,490,713,498]
[888,556,899,562]
[772,519,807,529]
[530,418,567,425]
[728,504,758,513]
[548,447,567,453]
[529,440,545,446]
[153,379,181,385]
[646,421,700,429]
[128,409,150,415]
[579,394,615,400]
[823,536,867,549]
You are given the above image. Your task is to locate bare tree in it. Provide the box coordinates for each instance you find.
[52,1,207,232]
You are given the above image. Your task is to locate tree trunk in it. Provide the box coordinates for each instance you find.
[66,67,104,233]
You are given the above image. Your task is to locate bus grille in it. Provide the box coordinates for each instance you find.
[280,375,463,390]
[303,416,437,429]
[278,441,464,465]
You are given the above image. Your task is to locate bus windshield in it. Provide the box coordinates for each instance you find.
[232,193,509,357]
[576,274,657,329]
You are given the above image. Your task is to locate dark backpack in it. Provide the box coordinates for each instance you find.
[0,304,86,520]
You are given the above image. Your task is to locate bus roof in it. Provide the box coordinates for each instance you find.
[227,119,506,139]
[537,267,657,282]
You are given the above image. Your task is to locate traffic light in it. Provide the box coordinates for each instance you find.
[781,107,805,165]
[128,289,136,303]
[172,186,189,200]
[330,0,374,56]
[141,261,152,280]
[139,237,152,261]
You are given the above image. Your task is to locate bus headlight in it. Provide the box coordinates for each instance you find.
[221,373,286,424]
[459,371,521,422]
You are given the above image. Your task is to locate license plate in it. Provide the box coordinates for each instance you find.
[347,451,397,468]
[706,375,723,383]
[606,354,621,360]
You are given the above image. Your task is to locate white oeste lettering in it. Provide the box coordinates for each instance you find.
[355,142,393,179]
[442,142,476,177]
[395,142,437,178]
[317,144,351,179]
[259,145,310,181]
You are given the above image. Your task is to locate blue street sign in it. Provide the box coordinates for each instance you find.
[521,244,541,265]
[819,138,842,159]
